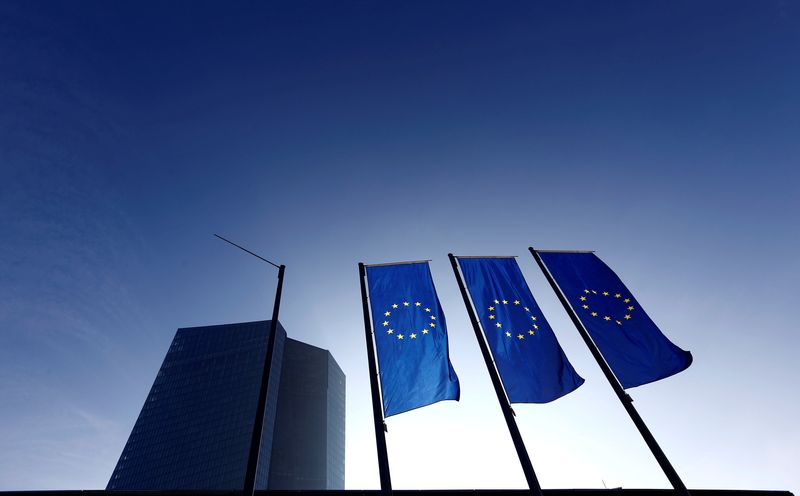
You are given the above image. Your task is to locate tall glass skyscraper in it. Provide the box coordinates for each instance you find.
[106,321,345,490]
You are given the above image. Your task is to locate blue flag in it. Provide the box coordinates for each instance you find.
[366,262,460,417]
[538,251,692,388]
[457,257,584,403]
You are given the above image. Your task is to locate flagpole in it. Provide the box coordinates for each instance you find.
[529,247,690,496]
[448,254,544,496]
[358,262,393,496]
[213,234,284,496]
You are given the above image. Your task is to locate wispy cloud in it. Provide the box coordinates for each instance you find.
[0,405,126,489]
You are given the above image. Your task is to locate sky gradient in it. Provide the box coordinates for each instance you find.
[1,1,798,493]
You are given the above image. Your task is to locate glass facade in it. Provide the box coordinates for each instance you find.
[107,320,344,490]
[268,340,346,490]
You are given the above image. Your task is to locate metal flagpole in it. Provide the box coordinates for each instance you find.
[358,262,393,496]
[448,254,544,496]
[213,234,284,496]
[529,247,690,496]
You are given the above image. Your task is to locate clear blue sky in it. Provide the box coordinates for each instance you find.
[1,0,798,492]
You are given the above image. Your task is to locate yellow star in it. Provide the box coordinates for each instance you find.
[528,330,535,335]
[430,316,436,320]
[382,321,389,326]
[604,316,611,321]
[422,329,429,334]
[513,300,520,305]
[494,299,500,304]
[582,304,589,309]
[614,293,621,298]
[496,322,502,328]
[580,296,586,301]
[392,303,398,308]
[424,307,431,312]
[502,299,508,304]
[430,322,436,328]
[384,311,391,316]
[517,334,524,340]
[488,306,495,311]
[403,301,409,306]
[624,298,630,303]
[488,314,495,319]
[531,316,537,321]
[410,333,417,339]
[627,306,635,311]
[505,331,512,337]
[584,289,590,293]
[616,320,622,325]
[524,307,530,312]
[397,334,404,340]
[533,324,538,329]
[591,312,598,317]
[415,302,421,306]
[603,291,609,296]
[592,290,597,294]
[624,314,631,320]
[387,329,394,334]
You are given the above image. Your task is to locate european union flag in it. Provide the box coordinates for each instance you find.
[457,257,584,403]
[538,252,692,388]
[366,262,460,417]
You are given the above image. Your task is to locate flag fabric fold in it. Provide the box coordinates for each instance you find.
[366,262,460,416]
[538,251,692,388]
[457,257,584,403]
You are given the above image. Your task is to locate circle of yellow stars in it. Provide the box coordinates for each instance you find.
[577,289,636,326]
[485,298,539,341]
[380,300,436,342]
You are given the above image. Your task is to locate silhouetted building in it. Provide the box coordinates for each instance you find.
[107,321,345,490]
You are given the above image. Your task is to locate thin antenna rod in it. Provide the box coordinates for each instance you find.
[214,233,281,269]
[213,233,284,496]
